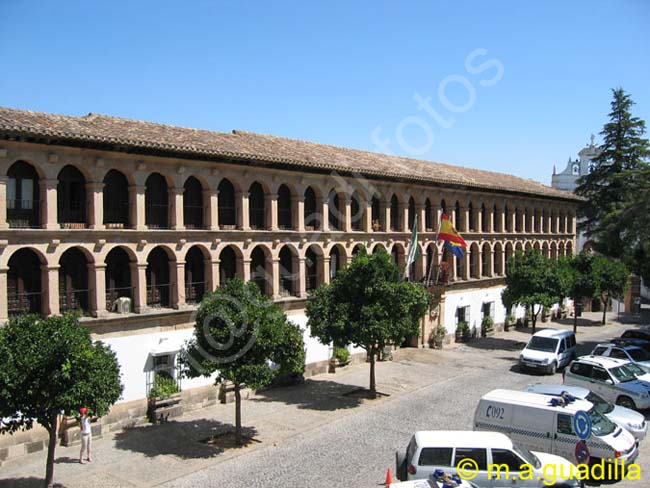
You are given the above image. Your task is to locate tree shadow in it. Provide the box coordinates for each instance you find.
[460,337,528,352]
[54,456,82,464]
[113,418,257,459]
[0,478,64,488]
[251,378,365,411]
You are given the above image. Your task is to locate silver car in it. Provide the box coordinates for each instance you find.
[591,343,650,373]
[524,383,647,441]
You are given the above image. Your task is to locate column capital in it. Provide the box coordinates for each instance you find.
[86,182,105,191]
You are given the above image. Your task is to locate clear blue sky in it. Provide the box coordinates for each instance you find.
[1,0,648,185]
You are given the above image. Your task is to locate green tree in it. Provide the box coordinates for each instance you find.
[306,247,430,398]
[501,250,562,334]
[0,314,123,488]
[592,255,629,325]
[181,278,305,445]
[556,253,598,334]
[576,88,650,279]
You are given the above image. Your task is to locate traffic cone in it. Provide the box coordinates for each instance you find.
[384,468,394,486]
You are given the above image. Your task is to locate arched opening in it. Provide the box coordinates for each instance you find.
[350,193,362,231]
[329,246,344,280]
[391,243,405,268]
[145,173,169,229]
[249,182,266,230]
[390,194,400,231]
[468,202,475,231]
[183,176,204,229]
[523,208,529,233]
[550,242,557,260]
[371,195,383,231]
[440,199,447,215]
[103,169,129,228]
[59,248,90,314]
[277,184,292,230]
[454,201,462,231]
[279,246,297,297]
[442,247,454,281]
[533,209,539,233]
[146,247,172,308]
[105,247,133,312]
[566,241,573,257]
[250,246,271,297]
[303,186,319,230]
[408,244,420,280]
[328,190,343,231]
[504,204,511,232]
[481,203,488,232]
[469,243,479,278]
[525,242,533,252]
[7,161,40,228]
[185,246,206,304]
[408,197,416,231]
[7,248,42,315]
[373,243,386,254]
[493,242,503,276]
[493,204,500,232]
[351,244,364,259]
[57,165,86,227]
[515,208,522,232]
[505,243,514,273]
[542,210,548,233]
[559,212,566,233]
[558,242,565,258]
[455,250,464,280]
[305,246,322,292]
[219,246,239,286]
[218,178,236,227]
[542,242,550,258]
[425,243,440,283]
[481,243,491,277]
[425,198,433,231]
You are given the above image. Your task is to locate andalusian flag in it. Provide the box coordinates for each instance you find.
[406,214,420,278]
[439,213,467,258]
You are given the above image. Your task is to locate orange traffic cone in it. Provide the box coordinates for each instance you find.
[384,468,394,486]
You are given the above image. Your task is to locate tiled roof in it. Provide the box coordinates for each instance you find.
[0,106,578,201]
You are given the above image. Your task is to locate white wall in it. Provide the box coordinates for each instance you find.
[443,285,508,333]
[287,313,331,365]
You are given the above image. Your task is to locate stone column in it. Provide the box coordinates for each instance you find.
[320,196,329,231]
[461,206,470,233]
[205,189,219,230]
[384,198,392,232]
[129,185,146,230]
[271,258,281,300]
[298,257,307,298]
[416,204,426,232]
[172,261,185,308]
[131,263,148,313]
[294,195,304,232]
[0,266,8,321]
[323,257,331,285]
[207,259,220,291]
[342,194,352,233]
[267,194,278,231]
[242,258,252,283]
[363,198,372,232]
[41,264,60,316]
[40,178,59,230]
[237,192,250,230]
[170,187,185,230]
[401,202,409,233]
[88,263,108,318]
[0,176,8,230]
[87,182,105,230]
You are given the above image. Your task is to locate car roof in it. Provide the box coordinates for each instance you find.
[413,430,512,449]
[524,383,591,399]
[532,328,572,338]
[623,329,650,338]
[574,355,630,368]
[480,389,593,413]
[594,343,643,352]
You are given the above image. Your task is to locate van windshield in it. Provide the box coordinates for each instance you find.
[628,349,650,361]
[610,364,642,382]
[585,392,614,415]
[512,443,541,469]
[588,408,617,437]
[526,337,558,353]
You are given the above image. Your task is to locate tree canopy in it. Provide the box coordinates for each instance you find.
[501,250,562,334]
[306,247,430,397]
[592,255,629,324]
[0,313,123,487]
[576,88,650,280]
[181,278,305,444]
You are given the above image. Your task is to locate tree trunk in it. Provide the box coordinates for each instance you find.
[369,348,376,399]
[44,414,58,488]
[234,382,242,446]
[573,296,578,334]
[602,295,608,325]
[531,311,538,335]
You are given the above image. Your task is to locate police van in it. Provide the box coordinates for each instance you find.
[474,389,638,467]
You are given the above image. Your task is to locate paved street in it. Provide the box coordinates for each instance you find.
[1,311,648,487]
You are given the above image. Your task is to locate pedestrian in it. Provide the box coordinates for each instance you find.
[78,407,92,464]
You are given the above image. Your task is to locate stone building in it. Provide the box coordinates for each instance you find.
[0,107,578,455]
[551,134,600,192]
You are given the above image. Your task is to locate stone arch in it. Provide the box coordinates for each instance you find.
[454,200,463,231]
[493,242,504,276]
[440,198,448,215]
[550,242,558,260]
[305,244,324,292]
[7,160,41,228]
[542,241,550,258]
[424,198,434,231]
[351,243,364,258]
[250,244,272,297]
[303,185,321,230]
[278,245,299,297]
[183,176,204,229]
[59,247,91,314]
[408,196,416,231]
[350,191,363,231]
[371,242,387,254]
[146,246,176,308]
[218,178,237,228]
[57,164,87,227]
[505,242,515,272]
[145,172,169,229]
[329,244,347,280]
[277,183,293,230]
[185,245,209,303]
[371,195,383,231]
[390,194,401,231]
[103,169,130,228]
[391,242,406,268]
[219,245,243,286]
[248,181,267,229]
[468,201,476,231]
[105,246,135,312]
[481,242,492,277]
[7,247,46,315]
[558,241,565,258]
[565,241,573,257]
[469,242,480,278]
[327,188,344,232]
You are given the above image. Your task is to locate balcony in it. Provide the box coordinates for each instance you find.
[59,289,90,315]
[7,199,40,228]
[183,205,204,229]
[147,284,172,308]
[106,286,134,312]
[8,291,42,316]
[185,281,205,304]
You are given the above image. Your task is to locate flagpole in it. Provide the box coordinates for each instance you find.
[426,212,442,285]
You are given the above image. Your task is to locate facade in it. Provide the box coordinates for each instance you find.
[0,107,579,451]
[551,135,600,192]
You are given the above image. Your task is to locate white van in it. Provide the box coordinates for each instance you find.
[519,329,576,374]
[395,430,580,487]
[474,389,638,468]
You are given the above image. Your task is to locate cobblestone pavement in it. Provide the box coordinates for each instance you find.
[1,311,648,487]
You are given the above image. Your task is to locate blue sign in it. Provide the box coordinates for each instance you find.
[573,410,592,440]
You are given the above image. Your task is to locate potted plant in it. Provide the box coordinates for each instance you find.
[455,321,470,343]
[429,325,446,349]
[481,316,494,337]
[147,373,181,423]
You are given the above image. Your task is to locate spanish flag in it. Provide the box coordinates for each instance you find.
[438,213,467,247]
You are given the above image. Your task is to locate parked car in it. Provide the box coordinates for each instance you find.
[523,383,647,441]
[389,471,479,488]
[563,355,650,410]
[474,389,638,470]
[590,343,650,373]
[620,329,650,341]
[395,430,580,487]
[610,337,650,354]
[518,329,576,374]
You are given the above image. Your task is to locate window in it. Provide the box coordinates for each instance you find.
[609,349,628,360]
[491,449,525,471]
[558,340,566,353]
[481,302,494,320]
[570,362,592,378]
[593,346,607,356]
[456,306,470,325]
[454,448,487,471]
[591,367,611,382]
[557,414,574,435]
[419,447,453,466]
[153,354,176,379]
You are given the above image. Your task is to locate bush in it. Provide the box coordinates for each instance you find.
[482,315,494,330]
[149,373,179,398]
[333,346,350,364]
[455,321,470,341]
